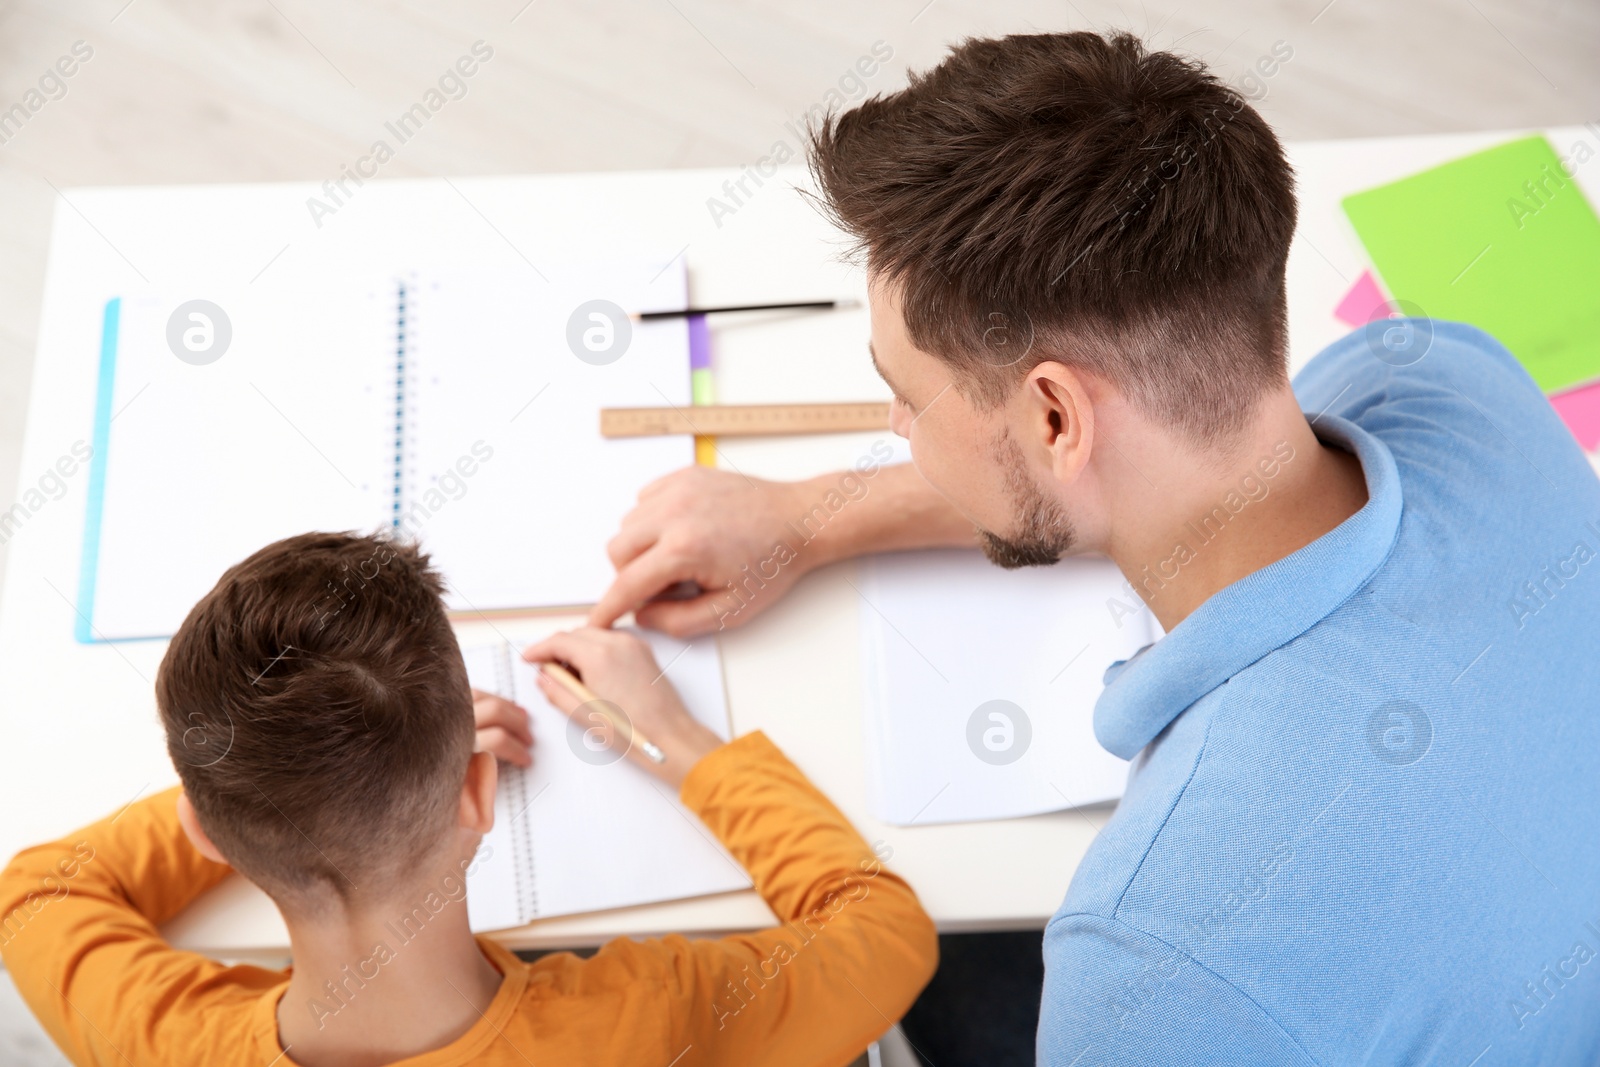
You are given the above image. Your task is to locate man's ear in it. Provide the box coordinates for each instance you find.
[1024,361,1095,483]
[460,751,498,836]
[176,791,229,865]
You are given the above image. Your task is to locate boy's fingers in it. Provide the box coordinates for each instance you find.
[588,547,685,630]
[521,630,596,669]
[471,689,521,713]
[522,625,633,669]
[473,694,533,746]
[535,669,584,717]
[476,726,533,767]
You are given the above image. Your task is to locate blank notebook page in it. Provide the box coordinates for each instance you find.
[395,263,693,614]
[858,549,1154,826]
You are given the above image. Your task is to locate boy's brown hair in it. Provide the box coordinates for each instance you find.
[809,31,1298,446]
[155,531,473,905]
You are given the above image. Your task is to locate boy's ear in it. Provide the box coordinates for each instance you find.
[176,791,229,865]
[460,751,498,836]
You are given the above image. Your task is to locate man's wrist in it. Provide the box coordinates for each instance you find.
[783,473,868,570]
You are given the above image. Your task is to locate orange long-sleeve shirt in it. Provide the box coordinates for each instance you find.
[0,732,937,1066]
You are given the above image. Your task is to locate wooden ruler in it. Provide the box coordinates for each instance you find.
[601,401,891,438]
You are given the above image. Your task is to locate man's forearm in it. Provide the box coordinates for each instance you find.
[791,462,977,568]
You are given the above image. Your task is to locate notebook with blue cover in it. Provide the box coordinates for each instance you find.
[76,262,692,642]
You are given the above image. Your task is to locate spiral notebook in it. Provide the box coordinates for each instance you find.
[858,550,1154,826]
[75,261,693,641]
[460,628,750,930]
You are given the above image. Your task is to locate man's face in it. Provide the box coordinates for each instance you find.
[867,277,1076,567]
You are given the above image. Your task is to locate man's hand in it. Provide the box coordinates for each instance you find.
[590,462,977,639]
[522,627,722,789]
[472,688,534,767]
[588,466,826,637]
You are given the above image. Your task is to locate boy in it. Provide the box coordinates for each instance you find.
[0,531,936,1066]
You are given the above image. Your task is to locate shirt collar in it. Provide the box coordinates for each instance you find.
[253,937,529,1066]
[1093,414,1403,759]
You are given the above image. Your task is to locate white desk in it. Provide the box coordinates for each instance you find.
[5,127,1596,958]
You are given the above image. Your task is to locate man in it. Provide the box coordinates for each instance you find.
[590,30,1600,1065]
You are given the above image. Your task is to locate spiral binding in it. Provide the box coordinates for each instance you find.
[389,275,429,538]
[491,643,540,922]
[391,280,409,531]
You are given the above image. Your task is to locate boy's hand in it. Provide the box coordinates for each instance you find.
[471,688,534,767]
[521,627,722,789]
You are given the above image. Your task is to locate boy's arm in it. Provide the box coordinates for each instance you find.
[522,627,938,1065]
[605,732,939,1067]
[0,787,261,1065]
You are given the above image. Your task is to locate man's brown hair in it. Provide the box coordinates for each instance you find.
[809,31,1298,445]
[155,532,473,905]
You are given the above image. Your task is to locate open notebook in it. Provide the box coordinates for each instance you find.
[462,628,750,930]
[858,549,1155,826]
[76,262,692,641]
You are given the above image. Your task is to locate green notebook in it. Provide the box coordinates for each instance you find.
[1342,135,1600,394]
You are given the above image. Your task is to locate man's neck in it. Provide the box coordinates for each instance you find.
[276,888,503,1067]
[1107,392,1369,634]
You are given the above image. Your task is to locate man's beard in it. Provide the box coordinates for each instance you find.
[976,431,1076,569]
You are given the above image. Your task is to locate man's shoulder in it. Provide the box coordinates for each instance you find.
[1038,911,1318,1066]
[1295,319,1543,424]
[1299,318,1600,525]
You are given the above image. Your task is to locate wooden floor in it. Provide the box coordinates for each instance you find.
[0,0,1596,1062]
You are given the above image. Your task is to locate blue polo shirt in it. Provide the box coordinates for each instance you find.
[1039,321,1600,1065]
